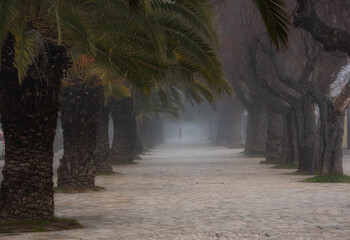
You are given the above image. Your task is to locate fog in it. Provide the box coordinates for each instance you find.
[163,121,211,141]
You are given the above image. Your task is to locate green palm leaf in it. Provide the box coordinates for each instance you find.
[0,0,20,48]
[12,27,44,84]
[253,0,289,49]
[0,0,20,69]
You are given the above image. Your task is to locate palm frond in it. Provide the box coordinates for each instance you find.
[0,0,20,68]
[110,81,131,101]
[58,5,95,54]
[253,0,289,49]
[188,79,215,104]
[0,0,20,47]
[151,0,219,46]
[125,0,151,14]
[50,0,63,44]
[11,27,44,83]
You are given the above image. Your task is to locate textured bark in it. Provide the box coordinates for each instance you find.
[322,114,344,175]
[318,102,344,175]
[140,117,155,150]
[57,80,103,187]
[296,96,316,172]
[135,125,144,154]
[294,0,350,56]
[109,98,136,164]
[332,81,350,113]
[245,101,267,154]
[281,111,299,165]
[293,0,349,175]
[265,111,283,164]
[0,37,69,220]
[95,102,112,172]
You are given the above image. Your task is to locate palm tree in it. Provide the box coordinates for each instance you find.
[0,1,94,221]
[109,97,137,164]
[95,101,113,172]
[57,51,130,185]
[57,75,104,187]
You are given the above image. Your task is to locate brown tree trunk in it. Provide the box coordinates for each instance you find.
[319,102,344,175]
[293,0,349,175]
[281,111,299,165]
[95,102,112,172]
[264,111,283,164]
[57,80,103,187]
[295,96,316,172]
[109,98,136,164]
[0,38,68,220]
[245,101,267,154]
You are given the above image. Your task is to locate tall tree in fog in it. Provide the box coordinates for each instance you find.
[218,0,350,175]
[109,97,137,164]
[95,102,113,172]
[292,0,350,174]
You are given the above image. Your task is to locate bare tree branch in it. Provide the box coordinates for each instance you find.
[294,0,350,56]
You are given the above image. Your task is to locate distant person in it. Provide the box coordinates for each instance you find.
[179,126,182,140]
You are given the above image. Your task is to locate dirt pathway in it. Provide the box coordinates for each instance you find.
[1,139,350,240]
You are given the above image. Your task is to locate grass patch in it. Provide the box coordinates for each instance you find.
[0,216,82,233]
[285,170,320,175]
[271,163,298,169]
[302,174,350,183]
[54,185,105,193]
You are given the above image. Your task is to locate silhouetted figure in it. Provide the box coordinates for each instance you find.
[179,126,182,140]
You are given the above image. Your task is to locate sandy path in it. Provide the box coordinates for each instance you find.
[1,139,350,240]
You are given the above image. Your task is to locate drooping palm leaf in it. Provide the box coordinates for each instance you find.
[0,0,20,49]
[0,0,20,69]
[151,0,219,46]
[12,27,44,83]
[253,0,289,49]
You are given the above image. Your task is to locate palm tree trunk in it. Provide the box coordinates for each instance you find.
[295,96,316,172]
[0,38,68,220]
[57,79,103,187]
[281,111,299,165]
[135,124,144,154]
[109,98,136,164]
[245,102,267,154]
[95,102,112,172]
[140,116,154,150]
[318,101,344,175]
[264,111,283,164]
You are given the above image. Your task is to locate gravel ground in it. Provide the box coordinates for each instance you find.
[0,139,350,240]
